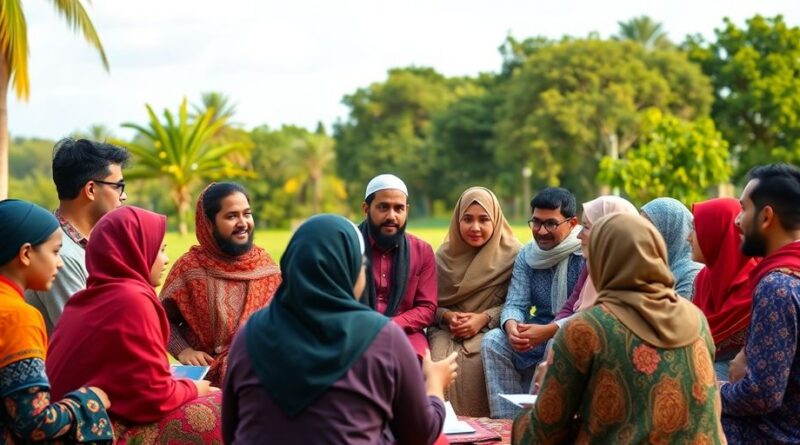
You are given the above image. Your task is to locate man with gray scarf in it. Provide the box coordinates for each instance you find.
[481,187,584,418]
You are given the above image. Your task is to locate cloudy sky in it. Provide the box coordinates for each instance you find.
[8,0,799,139]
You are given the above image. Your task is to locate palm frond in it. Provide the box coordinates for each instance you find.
[1,0,30,99]
[50,0,109,70]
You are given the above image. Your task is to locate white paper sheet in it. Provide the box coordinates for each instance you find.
[443,401,476,434]
[500,393,538,408]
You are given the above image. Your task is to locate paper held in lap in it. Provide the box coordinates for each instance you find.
[500,393,538,408]
[170,365,210,380]
[443,402,476,434]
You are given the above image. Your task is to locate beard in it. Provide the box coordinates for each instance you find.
[213,226,254,257]
[741,223,767,257]
[367,215,407,249]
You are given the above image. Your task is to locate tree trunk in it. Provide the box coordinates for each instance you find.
[0,59,10,200]
[171,185,191,235]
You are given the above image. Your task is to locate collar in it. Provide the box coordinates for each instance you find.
[0,275,24,298]
[54,209,89,248]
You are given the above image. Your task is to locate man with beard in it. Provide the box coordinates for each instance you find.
[481,187,584,418]
[359,174,437,357]
[160,182,282,386]
[720,164,800,445]
[26,138,129,334]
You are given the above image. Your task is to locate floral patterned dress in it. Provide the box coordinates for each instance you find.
[512,304,725,445]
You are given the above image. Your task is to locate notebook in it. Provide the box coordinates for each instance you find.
[443,401,476,434]
[170,365,210,380]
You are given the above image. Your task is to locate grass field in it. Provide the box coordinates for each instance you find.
[163,222,533,272]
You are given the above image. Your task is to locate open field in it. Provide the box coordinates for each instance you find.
[163,222,534,272]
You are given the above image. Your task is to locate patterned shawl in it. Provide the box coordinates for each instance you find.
[160,184,281,384]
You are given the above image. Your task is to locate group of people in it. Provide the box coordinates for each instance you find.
[0,137,799,445]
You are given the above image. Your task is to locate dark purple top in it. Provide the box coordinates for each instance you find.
[222,322,446,445]
[554,265,589,321]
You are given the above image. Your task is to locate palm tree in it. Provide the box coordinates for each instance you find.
[192,91,237,125]
[283,133,346,215]
[120,98,253,235]
[615,16,671,51]
[0,0,108,199]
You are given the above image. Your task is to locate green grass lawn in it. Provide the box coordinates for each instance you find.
[163,223,533,273]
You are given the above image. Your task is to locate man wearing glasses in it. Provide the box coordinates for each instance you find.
[481,187,584,418]
[26,138,129,333]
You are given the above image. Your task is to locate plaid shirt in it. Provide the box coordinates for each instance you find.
[54,209,88,249]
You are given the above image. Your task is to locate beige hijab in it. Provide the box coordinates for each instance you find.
[591,213,701,348]
[574,196,639,311]
[436,187,521,312]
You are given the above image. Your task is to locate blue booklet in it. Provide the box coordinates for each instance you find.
[170,365,210,380]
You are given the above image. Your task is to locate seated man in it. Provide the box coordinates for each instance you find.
[358,174,437,356]
[25,138,129,334]
[160,182,282,386]
[482,187,584,419]
[721,164,800,445]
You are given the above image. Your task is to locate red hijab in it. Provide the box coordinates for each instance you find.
[692,198,760,345]
[159,184,281,384]
[47,206,197,423]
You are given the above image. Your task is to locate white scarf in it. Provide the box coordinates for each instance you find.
[525,225,583,313]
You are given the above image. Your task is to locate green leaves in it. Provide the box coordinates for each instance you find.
[119,97,252,233]
[599,109,731,206]
[687,15,800,179]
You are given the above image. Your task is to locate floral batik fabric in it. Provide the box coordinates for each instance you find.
[111,392,222,445]
[0,359,113,444]
[512,305,725,445]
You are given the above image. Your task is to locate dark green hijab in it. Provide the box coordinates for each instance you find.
[0,199,59,266]
[245,214,389,417]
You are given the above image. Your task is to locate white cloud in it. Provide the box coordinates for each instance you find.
[8,0,800,139]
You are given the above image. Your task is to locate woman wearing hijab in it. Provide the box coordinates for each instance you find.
[0,199,113,444]
[47,206,223,443]
[513,213,724,445]
[430,187,521,417]
[570,195,639,313]
[222,214,457,444]
[641,197,703,300]
[691,198,759,378]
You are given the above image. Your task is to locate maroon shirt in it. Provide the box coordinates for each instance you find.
[369,233,437,356]
[222,323,446,445]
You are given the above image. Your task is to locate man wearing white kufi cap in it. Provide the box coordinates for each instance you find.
[357,174,437,357]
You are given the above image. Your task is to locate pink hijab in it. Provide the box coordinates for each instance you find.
[573,196,638,311]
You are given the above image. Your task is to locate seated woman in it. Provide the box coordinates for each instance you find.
[46,206,222,443]
[513,213,724,444]
[691,198,759,379]
[430,187,521,417]
[223,214,457,444]
[641,197,703,300]
[160,183,282,386]
[0,199,112,444]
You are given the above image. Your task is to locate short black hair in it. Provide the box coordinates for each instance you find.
[747,163,800,230]
[52,138,130,200]
[203,182,251,222]
[530,187,577,218]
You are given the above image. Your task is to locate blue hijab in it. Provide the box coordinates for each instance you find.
[0,199,59,266]
[641,198,703,300]
[245,214,389,417]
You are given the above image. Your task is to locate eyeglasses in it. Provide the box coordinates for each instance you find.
[92,179,126,195]
[528,217,573,233]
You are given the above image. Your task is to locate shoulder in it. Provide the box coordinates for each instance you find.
[1,299,45,329]
[757,269,800,290]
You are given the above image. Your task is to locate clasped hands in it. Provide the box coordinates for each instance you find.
[504,320,557,353]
